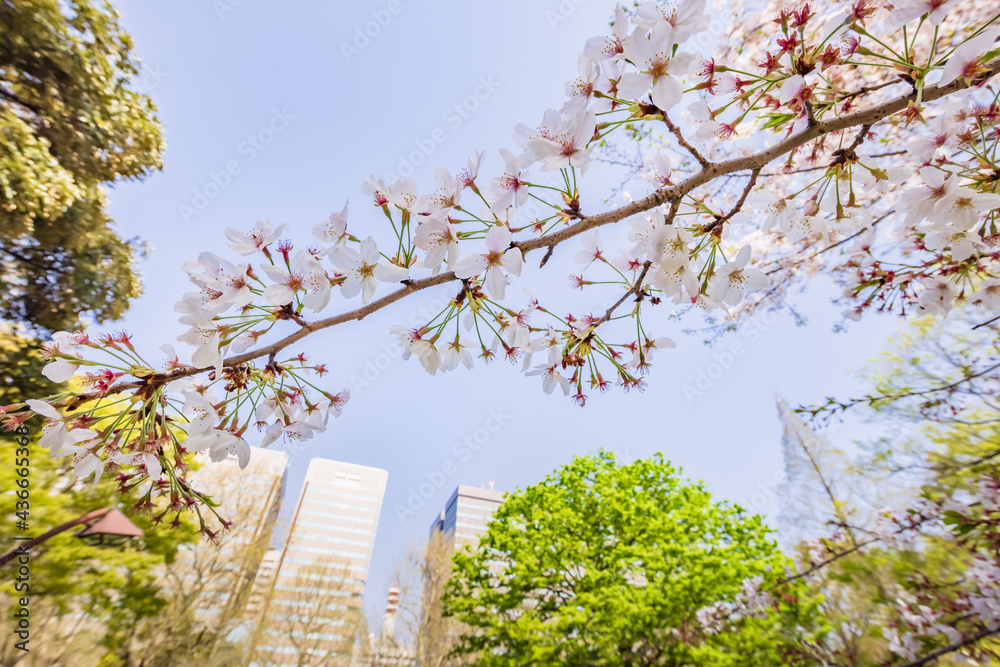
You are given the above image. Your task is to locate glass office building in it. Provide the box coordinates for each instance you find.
[253,458,388,666]
[429,484,504,548]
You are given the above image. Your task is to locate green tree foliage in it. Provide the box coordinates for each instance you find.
[0,324,60,405]
[0,0,163,334]
[444,450,821,666]
[0,436,199,666]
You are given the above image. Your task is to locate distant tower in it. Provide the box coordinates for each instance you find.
[366,584,413,665]
[382,584,400,640]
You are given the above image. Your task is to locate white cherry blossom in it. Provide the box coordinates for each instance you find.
[27,399,97,456]
[922,218,986,261]
[646,153,672,188]
[917,276,960,315]
[619,25,691,111]
[575,231,605,268]
[40,331,87,383]
[583,4,629,63]
[452,226,524,300]
[899,167,957,225]
[932,184,1000,230]
[313,201,350,250]
[710,245,768,306]
[524,109,598,173]
[441,338,476,371]
[525,348,572,395]
[261,250,332,311]
[225,218,288,256]
[970,278,1000,310]
[886,0,957,27]
[414,215,461,273]
[634,0,709,44]
[329,237,410,304]
[939,24,1000,86]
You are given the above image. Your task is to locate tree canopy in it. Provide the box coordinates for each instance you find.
[0,437,200,667]
[4,0,1000,662]
[0,0,162,333]
[444,451,820,666]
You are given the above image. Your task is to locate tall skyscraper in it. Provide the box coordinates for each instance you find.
[420,483,506,662]
[244,548,283,625]
[429,484,504,549]
[252,458,388,667]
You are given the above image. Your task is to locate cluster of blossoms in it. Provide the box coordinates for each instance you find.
[870,475,1000,659]
[0,0,996,546]
[693,573,780,637]
[0,326,347,536]
[675,0,1000,329]
[689,474,1000,658]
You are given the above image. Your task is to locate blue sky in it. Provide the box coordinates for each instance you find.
[105,0,901,617]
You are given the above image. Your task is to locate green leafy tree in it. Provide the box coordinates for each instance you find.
[0,325,60,406]
[444,450,821,667]
[0,0,163,334]
[0,439,199,667]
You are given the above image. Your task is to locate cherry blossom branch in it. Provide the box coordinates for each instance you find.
[56,57,1000,410]
[802,360,1000,418]
[839,78,901,101]
[701,168,761,235]
[593,199,680,330]
[56,270,463,409]
[890,626,1000,667]
[660,109,711,169]
[765,212,893,276]
[833,123,874,164]
[780,509,942,585]
[805,100,819,127]
[588,56,1000,243]
[782,536,881,583]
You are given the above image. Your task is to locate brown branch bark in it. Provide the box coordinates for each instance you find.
[55,57,1000,408]
[662,112,711,169]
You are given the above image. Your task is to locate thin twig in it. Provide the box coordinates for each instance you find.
[662,112,711,169]
[701,168,761,235]
[54,58,1000,407]
[761,151,905,176]
[972,314,1000,330]
[765,211,893,276]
